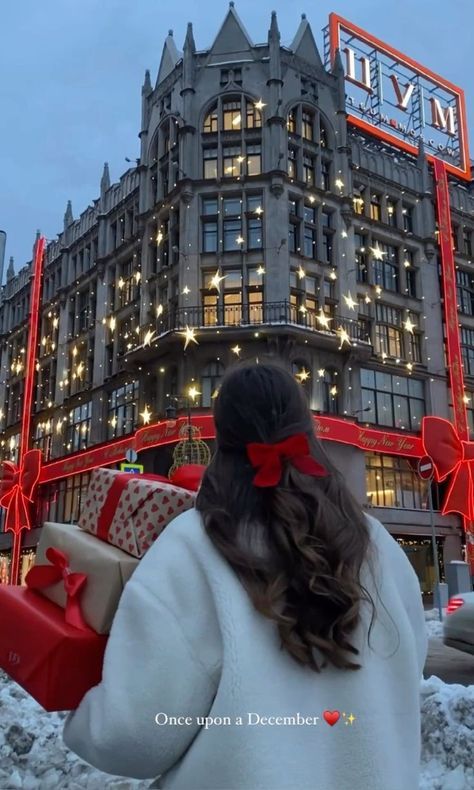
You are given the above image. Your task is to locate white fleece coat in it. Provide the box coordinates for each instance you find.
[63,508,428,790]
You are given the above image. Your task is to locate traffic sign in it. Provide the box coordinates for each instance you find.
[125,449,138,464]
[417,455,434,480]
[120,463,144,475]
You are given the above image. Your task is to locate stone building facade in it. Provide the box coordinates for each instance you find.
[1,5,473,590]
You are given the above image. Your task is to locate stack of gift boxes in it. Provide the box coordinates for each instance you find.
[0,467,201,712]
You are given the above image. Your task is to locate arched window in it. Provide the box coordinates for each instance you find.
[286,104,333,187]
[202,95,262,180]
[201,361,225,407]
[322,368,339,414]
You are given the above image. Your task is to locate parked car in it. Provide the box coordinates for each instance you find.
[443,593,474,655]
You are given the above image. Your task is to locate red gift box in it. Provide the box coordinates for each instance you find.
[0,585,107,712]
[78,468,195,558]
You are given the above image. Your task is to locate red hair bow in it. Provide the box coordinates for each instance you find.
[422,416,474,521]
[0,449,42,534]
[26,547,88,631]
[246,433,328,488]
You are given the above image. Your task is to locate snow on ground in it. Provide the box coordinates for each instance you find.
[0,611,471,789]
[0,671,150,789]
[425,607,445,639]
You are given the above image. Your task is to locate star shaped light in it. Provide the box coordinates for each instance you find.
[335,178,344,190]
[156,304,164,317]
[295,367,310,383]
[188,386,201,402]
[210,270,227,292]
[318,368,325,378]
[336,327,351,349]
[231,345,241,357]
[254,99,266,111]
[403,317,416,334]
[143,328,157,347]
[347,713,356,725]
[370,245,387,260]
[297,266,306,279]
[330,385,338,396]
[343,291,357,311]
[236,235,245,245]
[180,326,198,350]
[299,304,307,314]
[317,310,332,330]
[256,266,265,275]
[329,270,337,281]
[182,285,191,295]
[254,206,264,216]
[364,293,372,304]
[463,394,471,404]
[140,406,152,425]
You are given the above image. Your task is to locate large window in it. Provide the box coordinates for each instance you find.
[457,269,474,315]
[355,232,368,283]
[286,104,331,188]
[373,244,399,292]
[33,420,53,462]
[374,304,402,358]
[322,368,340,414]
[202,96,262,179]
[366,453,428,509]
[47,473,91,524]
[370,193,382,222]
[461,326,474,376]
[65,402,92,454]
[201,361,225,407]
[361,369,425,430]
[107,381,139,439]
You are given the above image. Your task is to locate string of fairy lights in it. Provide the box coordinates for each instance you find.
[1,94,472,462]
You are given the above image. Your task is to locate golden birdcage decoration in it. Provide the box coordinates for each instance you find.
[169,422,211,477]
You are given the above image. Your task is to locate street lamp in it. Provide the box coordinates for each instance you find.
[165,389,199,463]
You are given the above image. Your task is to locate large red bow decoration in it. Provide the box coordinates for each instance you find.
[0,449,42,534]
[422,416,474,521]
[25,546,88,631]
[246,433,328,488]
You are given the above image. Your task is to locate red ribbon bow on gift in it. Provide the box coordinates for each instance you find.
[25,547,89,631]
[422,416,474,521]
[246,433,328,488]
[0,449,42,534]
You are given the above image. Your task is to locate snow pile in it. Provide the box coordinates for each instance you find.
[424,608,445,639]
[0,671,149,789]
[1,668,474,788]
[420,675,474,789]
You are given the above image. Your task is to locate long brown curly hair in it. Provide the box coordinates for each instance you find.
[195,360,379,673]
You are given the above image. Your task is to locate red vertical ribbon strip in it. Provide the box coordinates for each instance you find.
[7,235,46,585]
[433,158,474,572]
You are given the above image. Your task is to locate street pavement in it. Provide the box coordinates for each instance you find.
[424,637,474,686]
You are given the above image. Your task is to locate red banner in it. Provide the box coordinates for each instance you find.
[38,414,423,485]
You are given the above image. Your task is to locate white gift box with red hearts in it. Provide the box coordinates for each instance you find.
[78,468,195,558]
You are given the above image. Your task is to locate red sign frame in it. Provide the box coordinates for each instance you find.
[328,13,470,180]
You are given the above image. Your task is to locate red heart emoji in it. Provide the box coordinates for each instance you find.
[323,711,340,726]
[146,523,155,532]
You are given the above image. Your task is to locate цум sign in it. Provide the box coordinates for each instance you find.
[327,13,470,180]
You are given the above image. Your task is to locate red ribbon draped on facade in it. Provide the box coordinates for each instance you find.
[422,416,474,522]
[25,546,88,630]
[433,159,474,572]
[0,450,42,534]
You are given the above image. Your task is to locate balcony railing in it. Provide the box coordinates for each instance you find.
[152,301,372,345]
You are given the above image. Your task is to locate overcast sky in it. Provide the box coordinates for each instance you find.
[1,0,472,273]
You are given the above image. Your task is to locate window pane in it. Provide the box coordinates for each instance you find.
[223,198,241,216]
[376,391,393,425]
[202,198,218,215]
